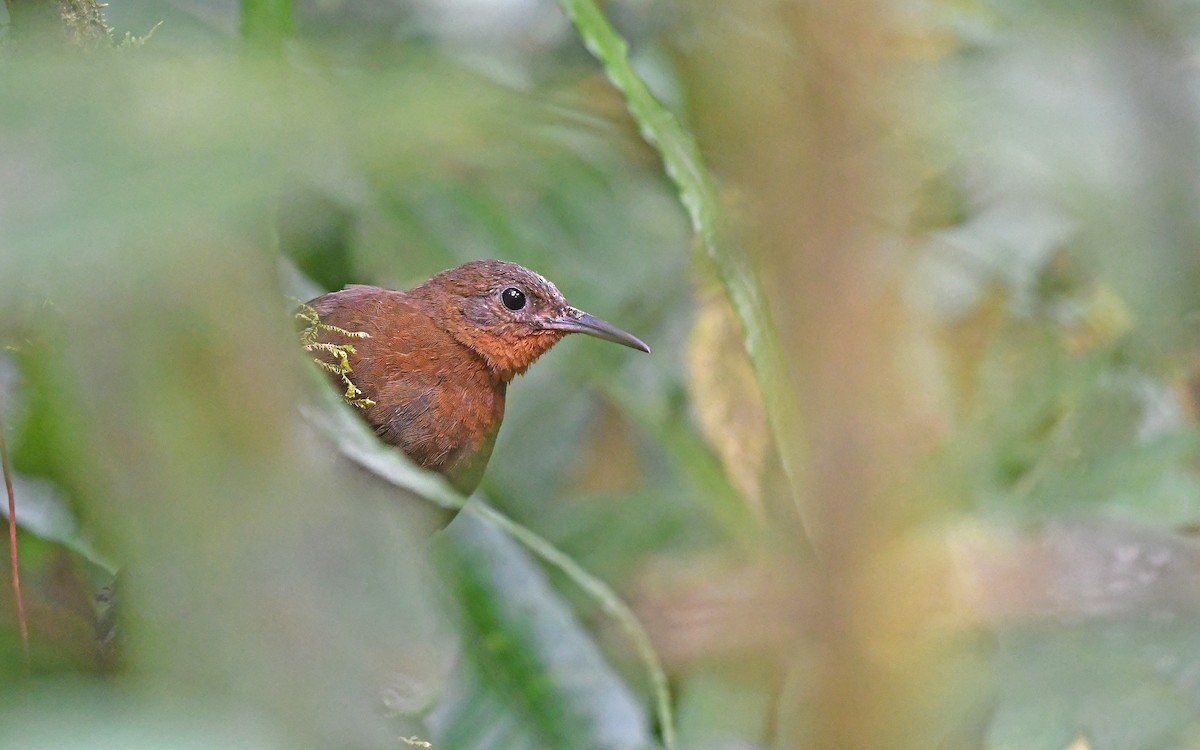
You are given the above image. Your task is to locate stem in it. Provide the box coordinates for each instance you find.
[0,401,30,664]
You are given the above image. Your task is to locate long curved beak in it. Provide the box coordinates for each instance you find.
[546,307,651,353]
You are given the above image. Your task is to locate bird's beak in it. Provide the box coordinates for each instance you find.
[546,307,651,353]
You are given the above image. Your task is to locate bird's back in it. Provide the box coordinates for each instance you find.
[309,285,507,494]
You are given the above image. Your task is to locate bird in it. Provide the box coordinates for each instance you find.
[306,259,650,496]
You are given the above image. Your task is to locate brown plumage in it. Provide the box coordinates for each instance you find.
[308,260,649,495]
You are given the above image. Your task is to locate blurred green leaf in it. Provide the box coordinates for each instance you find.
[240,0,293,50]
[992,622,1200,750]
[435,516,655,750]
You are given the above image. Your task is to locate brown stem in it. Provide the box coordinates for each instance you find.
[0,402,29,664]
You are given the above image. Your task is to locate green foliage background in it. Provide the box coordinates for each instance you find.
[2,0,1200,749]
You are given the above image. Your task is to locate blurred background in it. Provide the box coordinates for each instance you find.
[2,0,1200,748]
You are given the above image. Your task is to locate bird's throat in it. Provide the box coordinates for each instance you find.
[447,325,562,382]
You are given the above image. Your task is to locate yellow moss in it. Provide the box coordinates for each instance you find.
[295,302,375,409]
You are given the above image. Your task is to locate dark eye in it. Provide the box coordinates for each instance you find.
[501,287,526,311]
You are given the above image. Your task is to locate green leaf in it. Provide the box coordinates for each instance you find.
[991,622,1200,750]
[434,515,656,750]
[240,0,294,51]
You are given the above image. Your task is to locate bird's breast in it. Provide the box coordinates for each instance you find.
[367,360,506,495]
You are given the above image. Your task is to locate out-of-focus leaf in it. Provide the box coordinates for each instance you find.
[240,0,294,49]
[0,534,108,674]
[956,26,1200,366]
[431,515,655,750]
[991,621,1200,750]
[0,683,290,749]
[674,665,773,750]
[0,473,113,573]
[0,152,458,741]
[948,519,1200,748]
[685,283,769,519]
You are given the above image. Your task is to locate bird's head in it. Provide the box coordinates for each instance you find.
[411,259,650,381]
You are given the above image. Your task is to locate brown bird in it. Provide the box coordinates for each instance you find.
[308,260,650,495]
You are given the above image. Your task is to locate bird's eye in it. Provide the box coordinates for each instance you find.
[501,287,527,311]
